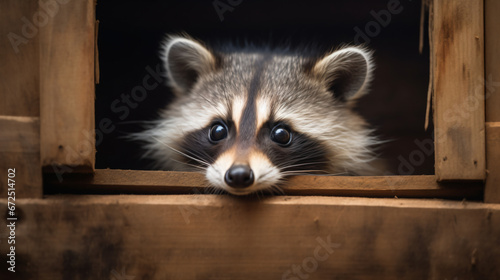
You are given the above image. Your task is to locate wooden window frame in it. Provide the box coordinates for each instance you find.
[1,0,500,278]
[0,1,497,199]
[30,0,495,200]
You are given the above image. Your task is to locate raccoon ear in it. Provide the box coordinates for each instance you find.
[312,47,373,102]
[161,36,218,95]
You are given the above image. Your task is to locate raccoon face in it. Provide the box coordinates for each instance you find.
[142,35,378,195]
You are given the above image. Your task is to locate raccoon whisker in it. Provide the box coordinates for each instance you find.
[117,120,160,125]
[172,153,209,169]
[217,188,226,195]
[168,156,208,172]
[269,185,285,195]
[325,171,351,176]
[178,145,213,164]
[282,169,327,172]
[183,148,213,166]
[175,161,207,172]
[277,161,330,170]
[274,157,329,167]
[152,137,210,167]
[182,139,216,164]
[204,186,215,195]
[203,180,226,195]
[212,187,222,195]
[213,186,224,195]
[199,180,215,193]
[257,190,263,200]
[280,170,328,175]
[273,179,290,194]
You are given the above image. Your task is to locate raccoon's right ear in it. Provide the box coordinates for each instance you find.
[311,47,374,103]
[161,35,218,95]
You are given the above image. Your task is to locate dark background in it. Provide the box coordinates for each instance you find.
[95,0,434,175]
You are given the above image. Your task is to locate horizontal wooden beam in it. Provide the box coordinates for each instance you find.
[1,195,499,279]
[44,169,483,199]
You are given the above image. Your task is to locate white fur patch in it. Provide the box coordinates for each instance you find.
[232,96,246,133]
[206,147,282,195]
[256,97,271,133]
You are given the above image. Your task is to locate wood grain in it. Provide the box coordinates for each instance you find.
[1,195,499,279]
[484,0,500,203]
[0,0,40,116]
[485,0,500,122]
[44,169,483,199]
[485,122,500,203]
[0,116,42,198]
[39,0,95,172]
[432,0,486,180]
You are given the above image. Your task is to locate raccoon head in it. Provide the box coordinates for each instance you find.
[143,35,378,195]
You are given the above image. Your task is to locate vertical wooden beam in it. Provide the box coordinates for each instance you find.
[485,0,500,123]
[432,0,485,181]
[0,0,39,116]
[0,117,42,199]
[485,0,500,203]
[40,0,96,173]
[0,1,43,198]
[485,123,500,203]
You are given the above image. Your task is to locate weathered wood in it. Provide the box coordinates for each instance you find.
[432,0,486,180]
[1,195,499,279]
[39,0,95,172]
[0,0,40,116]
[485,0,500,122]
[485,123,500,203]
[44,169,483,199]
[484,0,500,203]
[0,116,42,198]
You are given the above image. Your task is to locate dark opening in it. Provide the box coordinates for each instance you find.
[95,0,433,175]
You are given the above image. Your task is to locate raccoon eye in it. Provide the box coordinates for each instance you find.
[209,122,228,143]
[271,124,292,146]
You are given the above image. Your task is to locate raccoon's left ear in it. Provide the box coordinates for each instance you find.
[311,47,373,102]
[161,35,218,95]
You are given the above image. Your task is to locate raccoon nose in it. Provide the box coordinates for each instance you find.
[225,165,254,188]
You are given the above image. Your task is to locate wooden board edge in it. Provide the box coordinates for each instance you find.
[43,169,483,199]
[1,195,499,279]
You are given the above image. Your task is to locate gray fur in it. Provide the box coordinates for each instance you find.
[135,35,383,195]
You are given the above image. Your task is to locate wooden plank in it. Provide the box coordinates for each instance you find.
[0,0,39,116]
[0,116,42,198]
[485,0,500,122]
[39,0,95,172]
[484,0,500,203]
[432,0,486,180]
[485,123,500,203]
[43,169,483,199]
[1,195,499,279]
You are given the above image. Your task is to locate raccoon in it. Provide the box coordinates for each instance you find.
[138,35,382,195]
